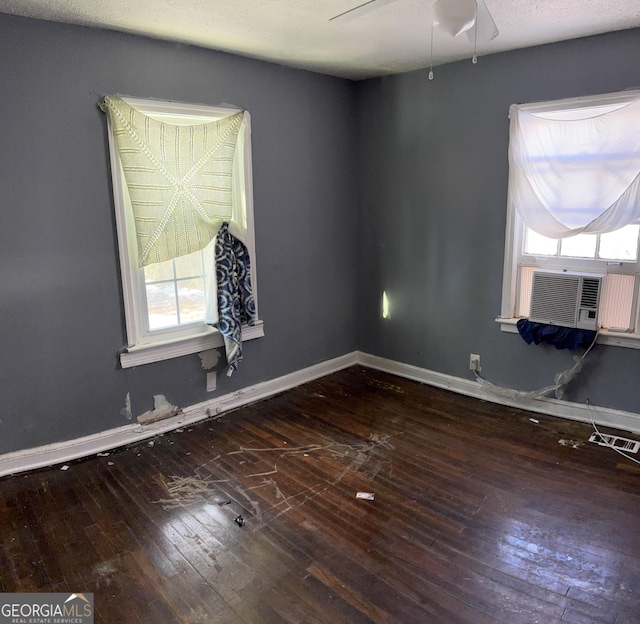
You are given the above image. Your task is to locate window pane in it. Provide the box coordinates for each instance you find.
[524,228,557,256]
[146,283,178,329]
[175,250,204,279]
[599,224,639,261]
[144,259,174,282]
[599,274,635,331]
[516,266,535,317]
[177,278,205,323]
[560,233,596,258]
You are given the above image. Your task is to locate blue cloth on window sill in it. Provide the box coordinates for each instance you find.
[516,319,596,350]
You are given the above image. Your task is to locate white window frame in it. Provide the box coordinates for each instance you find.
[105,96,264,368]
[498,90,640,350]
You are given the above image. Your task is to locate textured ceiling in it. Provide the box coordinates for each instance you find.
[1,0,639,79]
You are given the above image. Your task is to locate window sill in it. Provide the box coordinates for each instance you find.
[496,317,640,350]
[120,321,265,368]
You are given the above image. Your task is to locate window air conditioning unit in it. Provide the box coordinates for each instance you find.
[529,270,603,331]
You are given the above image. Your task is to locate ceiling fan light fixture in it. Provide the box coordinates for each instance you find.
[433,0,477,37]
[327,0,499,79]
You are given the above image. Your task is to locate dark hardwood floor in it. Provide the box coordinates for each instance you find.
[1,366,639,623]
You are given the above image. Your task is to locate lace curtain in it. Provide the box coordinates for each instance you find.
[508,92,640,239]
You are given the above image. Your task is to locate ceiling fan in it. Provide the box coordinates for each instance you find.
[330,0,499,46]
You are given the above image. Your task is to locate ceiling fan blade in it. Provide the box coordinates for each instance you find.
[329,0,402,23]
[465,0,499,43]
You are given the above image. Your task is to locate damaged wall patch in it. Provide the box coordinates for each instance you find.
[120,392,132,420]
[137,394,180,425]
[198,349,221,370]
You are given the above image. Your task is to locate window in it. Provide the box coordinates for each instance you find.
[103,96,263,367]
[499,90,640,348]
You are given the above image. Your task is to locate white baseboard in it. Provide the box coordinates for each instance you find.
[0,352,358,478]
[356,351,640,436]
[1,349,638,478]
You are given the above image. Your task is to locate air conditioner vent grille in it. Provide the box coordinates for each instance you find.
[580,278,601,308]
[530,274,579,327]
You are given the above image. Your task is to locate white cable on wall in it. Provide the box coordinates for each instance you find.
[474,332,599,400]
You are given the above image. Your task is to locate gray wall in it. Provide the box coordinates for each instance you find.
[356,28,640,414]
[1,12,639,458]
[0,15,358,454]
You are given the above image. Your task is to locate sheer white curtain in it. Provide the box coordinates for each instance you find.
[508,91,640,239]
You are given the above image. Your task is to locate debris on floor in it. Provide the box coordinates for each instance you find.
[154,475,215,509]
[356,492,375,500]
[152,432,398,526]
[558,439,582,449]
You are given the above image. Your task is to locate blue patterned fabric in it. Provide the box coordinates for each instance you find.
[212,222,256,374]
[517,319,596,350]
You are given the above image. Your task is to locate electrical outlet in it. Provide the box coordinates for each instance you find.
[469,353,481,373]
